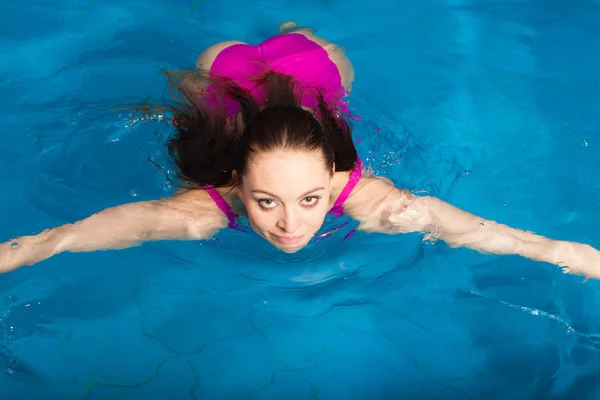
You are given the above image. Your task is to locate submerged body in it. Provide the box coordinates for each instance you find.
[1,22,600,280]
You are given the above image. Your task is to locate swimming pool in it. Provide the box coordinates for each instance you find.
[1,0,600,398]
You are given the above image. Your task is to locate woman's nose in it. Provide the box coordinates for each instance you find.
[276,208,301,233]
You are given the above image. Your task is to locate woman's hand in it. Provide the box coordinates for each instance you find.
[0,228,66,273]
[552,241,600,280]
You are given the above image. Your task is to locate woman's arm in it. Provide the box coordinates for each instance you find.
[0,190,227,274]
[345,177,600,280]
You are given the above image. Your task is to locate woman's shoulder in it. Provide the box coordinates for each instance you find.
[342,172,408,211]
[167,187,231,223]
[332,165,396,197]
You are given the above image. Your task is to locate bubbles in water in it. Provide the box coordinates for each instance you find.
[126,113,167,128]
[161,181,173,192]
[10,242,19,249]
[582,139,589,147]
[129,190,139,197]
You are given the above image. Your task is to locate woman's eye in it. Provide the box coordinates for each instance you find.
[258,199,277,209]
[301,196,320,207]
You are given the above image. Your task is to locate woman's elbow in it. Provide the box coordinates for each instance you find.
[368,192,436,235]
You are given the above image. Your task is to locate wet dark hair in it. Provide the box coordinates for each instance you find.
[164,69,358,188]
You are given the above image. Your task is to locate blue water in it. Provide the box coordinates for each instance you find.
[1,0,600,398]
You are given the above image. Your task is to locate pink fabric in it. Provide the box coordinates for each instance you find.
[328,158,363,217]
[204,33,346,116]
[204,185,244,230]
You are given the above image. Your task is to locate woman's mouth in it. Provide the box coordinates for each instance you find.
[272,234,305,245]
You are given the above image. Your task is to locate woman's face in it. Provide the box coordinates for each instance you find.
[237,149,333,253]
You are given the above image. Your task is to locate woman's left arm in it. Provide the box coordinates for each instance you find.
[345,177,600,280]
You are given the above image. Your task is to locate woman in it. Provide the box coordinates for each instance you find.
[1,22,599,279]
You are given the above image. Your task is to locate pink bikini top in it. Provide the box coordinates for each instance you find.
[204,158,363,239]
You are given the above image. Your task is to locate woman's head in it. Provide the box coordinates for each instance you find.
[238,147,333,252]
[166,70,358,251]
[234,105,334,251]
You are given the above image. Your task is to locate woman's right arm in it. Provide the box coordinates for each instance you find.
[0,190,227,274]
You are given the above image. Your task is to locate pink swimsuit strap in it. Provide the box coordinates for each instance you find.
[203,185,244,230]
[204,158,363,232]
[328,158,363,217]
